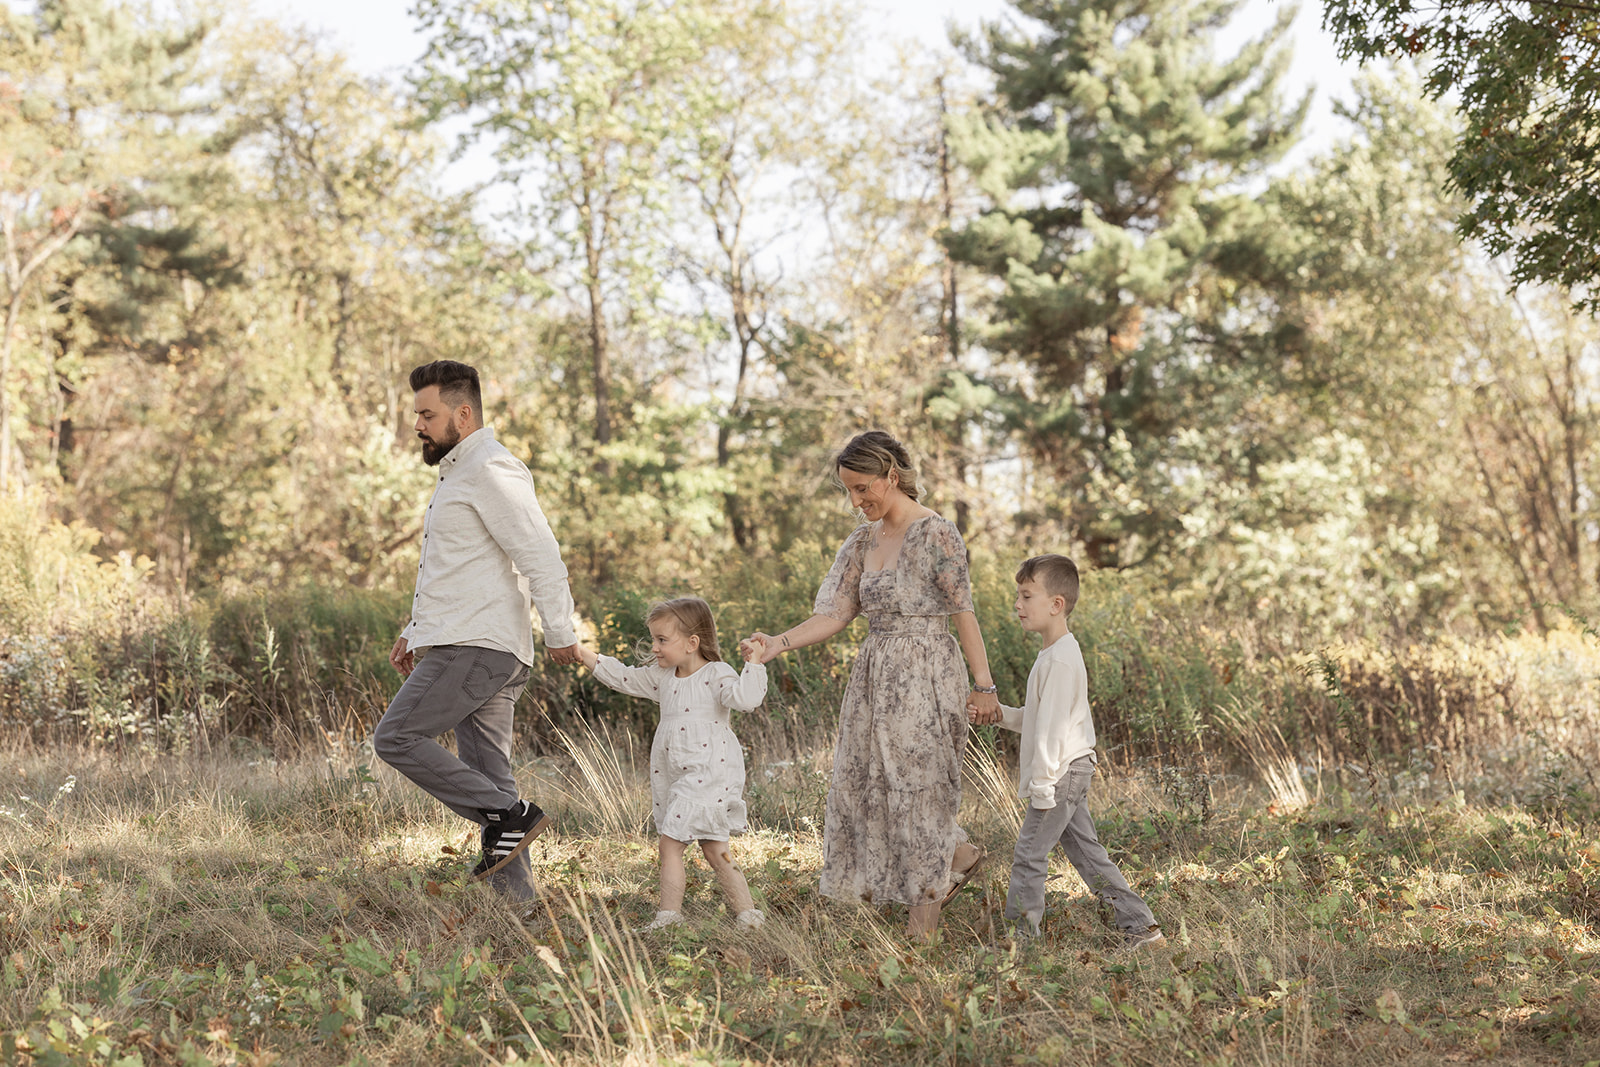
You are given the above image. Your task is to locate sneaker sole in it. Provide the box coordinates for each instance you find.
[471,812,552,883]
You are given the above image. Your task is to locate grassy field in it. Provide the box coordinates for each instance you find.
[4,723,1600,1067]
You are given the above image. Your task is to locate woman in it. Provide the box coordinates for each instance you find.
[746,431,1000,938]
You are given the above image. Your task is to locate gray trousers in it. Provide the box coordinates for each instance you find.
[1006,755,1157,935]
[373,644,537,899]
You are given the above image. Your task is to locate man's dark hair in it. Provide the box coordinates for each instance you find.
[409,360,482,421]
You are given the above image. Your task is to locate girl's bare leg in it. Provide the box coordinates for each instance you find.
[699,839,755,915]
[659,836,689,913]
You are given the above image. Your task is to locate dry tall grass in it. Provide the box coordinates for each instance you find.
[5,721,1600,1065]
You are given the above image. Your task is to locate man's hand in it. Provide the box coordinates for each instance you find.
[390,633,415,677]
[547,643,582,666]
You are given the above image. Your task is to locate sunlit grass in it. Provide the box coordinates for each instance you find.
[3,729,1600,1065]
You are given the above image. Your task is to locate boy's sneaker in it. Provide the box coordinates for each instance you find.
[1006,920,1040,945]
[735,908,765,929]
[644,910,685,931]
[1123,928,1166,952]
[472,800,552,882]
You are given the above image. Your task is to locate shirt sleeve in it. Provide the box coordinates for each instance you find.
[713,661,768,711]
[591,656,666,701]
[996,702,1025,733]
[923,519,975,615]
[474,456,579,649]
[813,525,871,622]
[1024,657,1084,809]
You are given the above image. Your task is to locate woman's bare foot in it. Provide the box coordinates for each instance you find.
[907,901,941,940]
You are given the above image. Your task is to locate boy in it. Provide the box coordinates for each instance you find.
[973,554,1163,948]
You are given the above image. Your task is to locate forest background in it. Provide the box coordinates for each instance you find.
[6,1,1600,1064]
[1,0,1596,756]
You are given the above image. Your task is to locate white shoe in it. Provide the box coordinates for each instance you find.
[736,908,765,928]
[643,910,685,931]
[1124,928,1166,951]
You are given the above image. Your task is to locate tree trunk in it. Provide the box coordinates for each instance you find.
[581,172,612,451]
[937,77,959,362]
[711,169,760,550]
[0,200,84,495]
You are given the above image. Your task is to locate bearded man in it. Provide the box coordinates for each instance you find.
[374,359,580,903]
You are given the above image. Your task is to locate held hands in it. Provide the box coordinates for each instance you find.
[966,689,1001,725]
[739,632,783,665]
[546,644,584,666]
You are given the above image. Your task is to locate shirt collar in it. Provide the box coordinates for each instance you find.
[441,426,495,468]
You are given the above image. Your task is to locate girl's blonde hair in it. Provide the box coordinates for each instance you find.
[644,597,723,663]
[833,430,922,502]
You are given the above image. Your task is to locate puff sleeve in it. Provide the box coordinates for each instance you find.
[905,517,974,616]
[813,524,872,622]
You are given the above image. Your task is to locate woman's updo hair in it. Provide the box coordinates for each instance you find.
[834,430,922,502]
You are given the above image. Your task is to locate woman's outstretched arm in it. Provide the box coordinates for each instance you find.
[744,614,852,664]
[952,610,1001,722]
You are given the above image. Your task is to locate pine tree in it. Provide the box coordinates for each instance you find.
[947,0,1306,566]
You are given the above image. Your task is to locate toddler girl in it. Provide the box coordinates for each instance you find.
[577,597,769,929]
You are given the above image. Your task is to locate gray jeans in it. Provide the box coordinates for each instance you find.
[1006,755,1157,935]
[374,644,537,898]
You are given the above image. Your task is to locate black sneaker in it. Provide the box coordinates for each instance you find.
[471,800,552,882]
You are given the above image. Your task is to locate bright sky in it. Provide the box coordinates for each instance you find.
[252,0,1364,174]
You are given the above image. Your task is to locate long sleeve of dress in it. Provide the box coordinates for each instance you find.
[591,656,667,701]
[713,661,768,711]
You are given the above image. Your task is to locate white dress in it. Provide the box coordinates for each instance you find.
[591,657,768,842]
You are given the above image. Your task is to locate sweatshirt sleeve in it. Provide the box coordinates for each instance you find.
[713,661,768,712]
[1023,656,1085,809]
[474,457,578,648]
[591,656,666,701]
[996,702,1025,733]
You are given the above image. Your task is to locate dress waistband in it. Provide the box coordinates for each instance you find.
[866,615,950,636]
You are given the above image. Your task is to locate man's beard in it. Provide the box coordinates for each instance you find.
[419,421,462,466]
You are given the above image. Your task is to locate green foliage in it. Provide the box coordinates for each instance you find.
[946,0,1308,566]
[1322,0,1600,307]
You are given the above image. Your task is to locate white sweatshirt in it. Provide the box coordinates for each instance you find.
[997,633,1097,809]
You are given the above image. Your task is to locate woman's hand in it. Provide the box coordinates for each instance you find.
[741,632,782,665]
[966,689,1000,725]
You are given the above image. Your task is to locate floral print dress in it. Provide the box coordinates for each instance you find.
[814,515,975,906]
[592,657,768,843]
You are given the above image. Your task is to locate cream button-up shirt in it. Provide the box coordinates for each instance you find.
[401,426,577,665]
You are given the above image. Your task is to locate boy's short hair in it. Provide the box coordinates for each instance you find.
[1016,554,1080,613]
